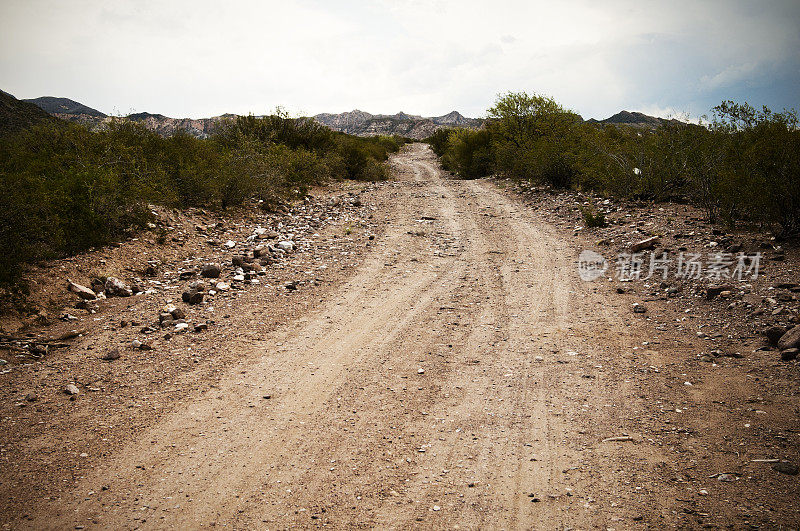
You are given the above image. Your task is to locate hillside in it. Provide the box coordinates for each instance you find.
[25,96,106,118]
[0,90,57,136]
[587,110,675,128]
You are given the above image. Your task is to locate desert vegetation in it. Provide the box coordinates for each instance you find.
[0,113,406,283]
[429,92,799,235]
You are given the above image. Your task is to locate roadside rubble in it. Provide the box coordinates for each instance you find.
[508,179,800,363]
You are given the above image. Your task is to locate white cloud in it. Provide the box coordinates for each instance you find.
[1,0,797,120]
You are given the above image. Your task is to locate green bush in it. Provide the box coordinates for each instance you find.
[0,113,405,285]
[580,206,607,228]
[440,128,492,179]
[428,91,799,235]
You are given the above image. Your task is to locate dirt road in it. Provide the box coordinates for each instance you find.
[11,144,799,529]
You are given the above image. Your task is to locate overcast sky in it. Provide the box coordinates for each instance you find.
[1,0,798,120]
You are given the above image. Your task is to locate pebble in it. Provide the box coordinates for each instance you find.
[64,384,80,396]
[101,349,121,361]
[773,462,799,475]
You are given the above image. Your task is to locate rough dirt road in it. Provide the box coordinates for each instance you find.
[11,144,799,529]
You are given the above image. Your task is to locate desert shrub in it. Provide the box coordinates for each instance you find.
[425,128,454,157]
[486,92,583,188]
[427,91,798,235]
[0,112,402,284]
[580,205,607,228]
[441,128,492,179]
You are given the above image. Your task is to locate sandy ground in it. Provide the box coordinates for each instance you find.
[1,144,798,530]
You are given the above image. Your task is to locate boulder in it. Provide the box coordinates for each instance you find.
[764,326,787,346]
[780,348,799,361]
[778,325,800,351]
[201,263,221,278]
[105,277,133,297]
[182,289,204,305]
[67,280,97,300]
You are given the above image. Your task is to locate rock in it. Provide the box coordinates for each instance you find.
[182,289,204,305]
[633,303,647,313]
[765,326,787,346]
[276,240,295,252]
[717,473,735,482]
[170,307,186,320]
[253,245,266,258]
[216,282,230,291]
[706,285,733,300]
[630,236,659,252]
[130,283,144,294]
[187,280,206,292]
[193,323,208,332]
[773,462,799,475]
[224,240,236,249]
[105,277,133,297]
[780,348,799,361]
[179,269,196,280]
[67,280,97,300]
[64,384,80,396]
[232,256,245,268]
[25,393,38,402]
[777,325,800,350]
[201,264,221,278]
[174,322,190,332]
[101,349,121,361]
[90,278,105,293]
[132,339,153,350]
[285,281,298,291]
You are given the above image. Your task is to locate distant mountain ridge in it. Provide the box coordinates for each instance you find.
[313,109,482,138]
[15,91,677,139]
[588,110,677,128]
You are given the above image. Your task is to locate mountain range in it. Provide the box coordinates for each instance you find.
[2,91,676,139]
[313,110,481,138]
